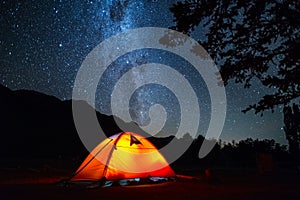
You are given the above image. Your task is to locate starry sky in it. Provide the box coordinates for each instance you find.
[0,0,286,144]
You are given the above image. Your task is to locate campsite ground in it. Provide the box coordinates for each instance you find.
[1,167,299,200]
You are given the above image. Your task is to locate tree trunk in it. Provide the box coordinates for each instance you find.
[283,104,300,166]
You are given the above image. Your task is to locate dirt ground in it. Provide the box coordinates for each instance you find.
[0,168,299,200]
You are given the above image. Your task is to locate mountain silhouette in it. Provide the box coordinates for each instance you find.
[0,84,173,164]
[0,85,120,160]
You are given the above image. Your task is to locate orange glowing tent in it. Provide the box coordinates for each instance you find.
[70,132,175,182]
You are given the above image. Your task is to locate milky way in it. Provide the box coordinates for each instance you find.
[0,0,285,143]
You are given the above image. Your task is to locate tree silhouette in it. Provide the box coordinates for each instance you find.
[170,0,300,157]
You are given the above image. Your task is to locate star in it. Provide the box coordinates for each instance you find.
[0,0,287,144]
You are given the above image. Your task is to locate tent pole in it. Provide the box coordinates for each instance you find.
[68,139,113,181]
[102,132,125,178]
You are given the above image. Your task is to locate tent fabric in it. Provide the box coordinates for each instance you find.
[71,132,175,181]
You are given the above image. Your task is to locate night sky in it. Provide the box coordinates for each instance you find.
[0,0,286,144]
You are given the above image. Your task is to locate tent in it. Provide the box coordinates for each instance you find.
[70,132,175,184]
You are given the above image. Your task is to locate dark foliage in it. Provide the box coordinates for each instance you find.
[173,133,290,171]
[170,0,300,156]
[170,0,299,111]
